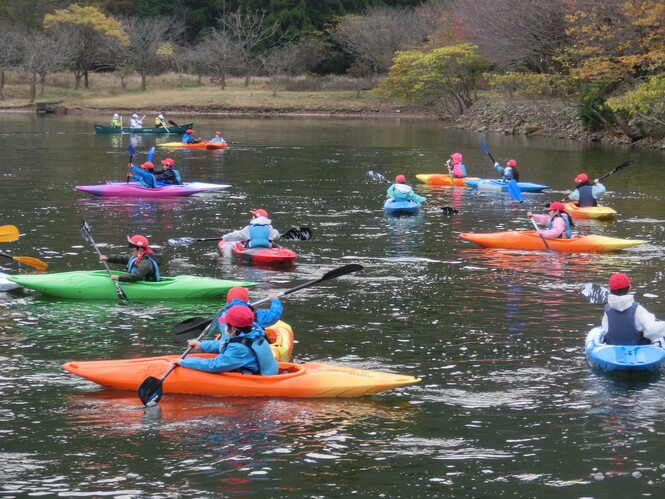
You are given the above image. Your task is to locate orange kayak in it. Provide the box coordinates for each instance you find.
[158,141,228,150]
[416,174,479,187]
[460,230,645,252]
[563,202,617,220]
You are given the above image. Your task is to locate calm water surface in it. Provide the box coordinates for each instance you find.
[1,113,665,497]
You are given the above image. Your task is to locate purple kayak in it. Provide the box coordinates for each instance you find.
[76,184,206,198]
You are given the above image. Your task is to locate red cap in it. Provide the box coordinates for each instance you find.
[575,173,588,183]
[507,159,517,167]
[395,175,406,183]
[546,201,565,211]
[226,286,249,304]
[186,129,193,134]
[218,305,255,328]
[141,161,154,170]
[161,158,174,166]
[127,234,149,248]
[250,208,268,218]
[215,131,222,135]
[609,273,630,291]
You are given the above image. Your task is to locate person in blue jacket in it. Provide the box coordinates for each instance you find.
[222,209,281,248]
[386,175,426,204]
[129,161,156,188]
[569,173,606,207]
[171,305,279,375]
[182,129,201,144]
[99,235,160,282]
[494,159,520,182]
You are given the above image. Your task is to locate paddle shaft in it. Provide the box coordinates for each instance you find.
[127,145,135,183]
[80,220,129,303]
[508,180,553,252]
[0,252,48,270]
[480,140,497,165]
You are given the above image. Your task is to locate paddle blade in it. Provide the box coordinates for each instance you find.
[281,227,312,241]
[580,283,610,305]
[14,256,48,271]
[80,219,93,243]
[507,179,523,203]
[168,120,178,127]
[128,144,135,158]
[147,146,155,163]
[320,263,364,282]
[0,225,20,243]
[367,170,390,183]
[171,317,212,342]
[480,140,489,154]
[440,206,459,214]
[138,376,163,407]
[167,237,200,247]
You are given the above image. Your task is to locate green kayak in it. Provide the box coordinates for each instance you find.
[94,122,193,134]
[8,270,255,300]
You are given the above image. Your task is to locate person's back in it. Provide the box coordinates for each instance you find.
[222,209,281,249]
[387,175,426,203]
[495,159,519,182]
[570,173,606,207]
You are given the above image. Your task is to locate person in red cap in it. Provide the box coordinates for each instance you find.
[182,128,201,144]
[210,130,226,143]
[171,305,279,375]
[128,160,156,188]
[154,157,182,185]
[100,234,160,282]
[601,273,665,345]
[222,209,281,248]
[386,175,427,204]
[569,173,606,207]
[527,201,572,239]
[494,159,520,182]
[209,287,283,341]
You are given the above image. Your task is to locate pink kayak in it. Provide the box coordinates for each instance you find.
[218,241,297,265]
[76,184,207,198]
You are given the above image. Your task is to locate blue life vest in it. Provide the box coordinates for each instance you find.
[127,255,160,281]
[173,167,181,183]
[247,224,271,248]
[603,302,649,345]
[547,213,572,238]
[226,330,279,375]
[577,184,596,207]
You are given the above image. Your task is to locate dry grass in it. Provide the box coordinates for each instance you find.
[0,70,424,116]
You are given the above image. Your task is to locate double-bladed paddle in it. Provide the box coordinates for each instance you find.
[0,225,20,243]
[140,263,365,406]
[147,146,155,163]
[127,145,135,183]
[80,219,130,304]
[579,282,610,305]
[508,179,553,252]
[167,227,313,247]
[480,140,497,166]
[0,252,48,271]
[562,160,633,201]
[366,170,458,213]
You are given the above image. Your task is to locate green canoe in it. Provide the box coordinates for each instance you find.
[8,270,255,300]
[94,122,194,134]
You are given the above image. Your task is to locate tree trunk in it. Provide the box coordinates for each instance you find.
[614,113,643,141]
[84,70,90,89]
[0,70,4,101]
[141,70,147,92]
[29,81,36,103]
[39,74,46,95]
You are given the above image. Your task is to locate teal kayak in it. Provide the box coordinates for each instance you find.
[8,270,255,300]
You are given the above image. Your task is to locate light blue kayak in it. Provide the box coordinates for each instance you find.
[463,178,548,193]
[585,326,665,373]
[384,199,420,216]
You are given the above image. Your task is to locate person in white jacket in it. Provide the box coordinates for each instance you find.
[601,273,665,345]
[222,209,280,248]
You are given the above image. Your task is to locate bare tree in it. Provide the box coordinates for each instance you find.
[103,35,134,89]
[259,43,301,96]
[199,27,240,90]
[0,25,20,100]
[222,8,282,87]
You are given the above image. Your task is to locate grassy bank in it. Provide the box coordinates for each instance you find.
[0,71,432,118]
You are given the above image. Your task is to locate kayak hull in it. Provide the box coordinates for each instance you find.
[459,230,645,253]
[384,199,420,216]
[63,323,420,398]
[219,241,297,265]
[416,174,479,187]
[463,178,548,192]
[585,326,665,373]
[76,184,206,197]
[0,272,21,292]
[158,141,228,150]
[108,181,231,192]
[94,123,193,134]
[8,270,256,300]
[563,202,617,220]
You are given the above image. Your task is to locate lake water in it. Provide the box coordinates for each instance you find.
[1,113,664,497]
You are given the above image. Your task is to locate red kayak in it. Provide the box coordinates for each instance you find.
[218,241,297,265]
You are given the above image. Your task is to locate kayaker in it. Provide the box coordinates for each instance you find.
[386,175,427,204]
[222,209,281,249]
[154,158,181,185]
[494,159,520,182]
[110,113,121,128]
[100,235,161,282]
[569,173,606,207]
[129,161,156,188]
[210,130,226,143]
[129,113,142,128]
[171,305,279,375]
[527,201,572,239]
[182,129,201,144]
[446,152,467,178]
[155,113,166,127]
[602,273,665,345]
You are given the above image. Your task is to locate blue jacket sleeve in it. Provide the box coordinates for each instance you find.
[180,342,257,373]
[256,298,283,328]
[131,166,155,188]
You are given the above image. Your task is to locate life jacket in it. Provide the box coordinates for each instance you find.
[576,184,596,207]
[603,302,649,345]
[155,118,162,127]
[547,213,572,238]
[173,167,181,184]
[452,162,467,178]
[127,254,160,281]
[506,166,519,182]
[225,330,279,375]
[247,224,271,248]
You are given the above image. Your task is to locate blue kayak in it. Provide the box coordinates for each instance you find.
[384,199,420,216]
[585,326,665,373]
[463,178,548,193]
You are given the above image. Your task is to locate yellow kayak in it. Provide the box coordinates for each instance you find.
[563,202,617,220]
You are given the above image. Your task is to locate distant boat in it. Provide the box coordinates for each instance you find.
[94,122,194,134]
